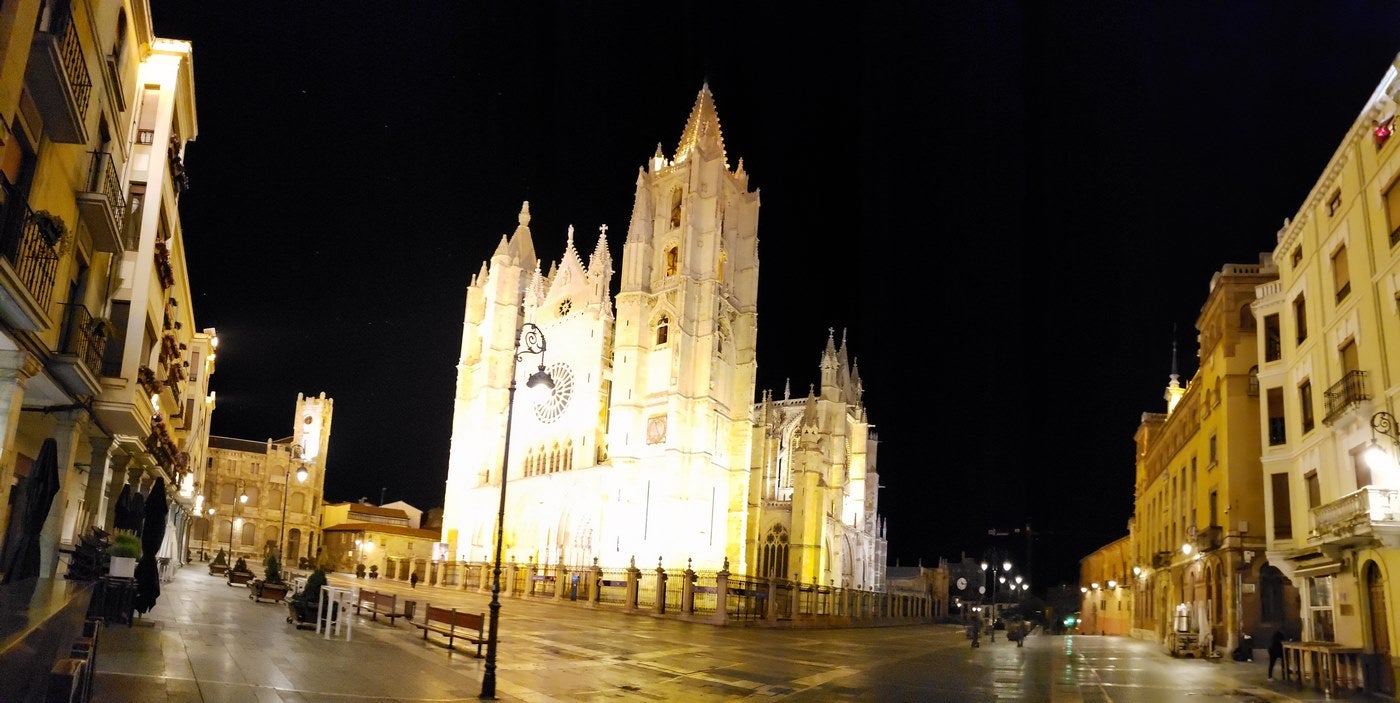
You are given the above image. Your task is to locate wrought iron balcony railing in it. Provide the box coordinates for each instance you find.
[0,182,62,310]
[59,303,108,378]
[76,151,126,252]
[27,0,92,143]
[1322,370,1368,426]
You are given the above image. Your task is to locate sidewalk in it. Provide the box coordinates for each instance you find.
[94,565,528,702]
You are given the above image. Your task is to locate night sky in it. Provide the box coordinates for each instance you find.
[147,2,1400,589]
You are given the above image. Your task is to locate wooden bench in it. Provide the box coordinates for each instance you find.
[354,588,407,624]
[410,604,486,656]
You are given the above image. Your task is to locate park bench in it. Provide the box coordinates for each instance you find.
[354,588,408,624]
[410,604,485,655]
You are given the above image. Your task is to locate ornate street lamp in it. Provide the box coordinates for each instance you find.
[980,558,1013,643]
[1363,411,1400,475]
[278,445,309,563]
[481,322,553,700]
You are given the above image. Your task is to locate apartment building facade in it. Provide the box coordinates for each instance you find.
[1256,55,1400,695]
[0,0,214,578]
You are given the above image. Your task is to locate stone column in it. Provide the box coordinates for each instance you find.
[526,557,539,597]
[589,557,603,606]
[40,412,88,578]
[81,435,115,535]
[0,351,39,545]
[504,557,516,597]
[654,557,667,615]
[624,556,641,612]
[681,558,696,614]
[765,577,777,620]
[712,557,730,625]
[479,560,490,592]
[790,573,801,619]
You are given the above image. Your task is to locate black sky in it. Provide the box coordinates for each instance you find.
[148,2,1400,589]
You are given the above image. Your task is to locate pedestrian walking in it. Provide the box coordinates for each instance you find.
[1267,630,1285,680]
[410,571,419,589]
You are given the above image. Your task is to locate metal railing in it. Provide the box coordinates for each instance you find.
[86,151,126,229]
[0,185,62,309]
[59,304,108,376]
[1323,370,1368,425]
[36,1,92,120]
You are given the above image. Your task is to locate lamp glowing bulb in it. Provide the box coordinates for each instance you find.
[1182,543,1193,556]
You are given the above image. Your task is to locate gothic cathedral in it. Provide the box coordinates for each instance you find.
[440,86,887,590]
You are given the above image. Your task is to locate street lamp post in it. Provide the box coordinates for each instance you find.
[981,558,1012,643]
[278,445,309,564]
[221,482,248,558]
[480,322,553,700]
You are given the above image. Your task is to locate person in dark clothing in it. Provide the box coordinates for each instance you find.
[1268,630,1285,679]
[410,571,419,589]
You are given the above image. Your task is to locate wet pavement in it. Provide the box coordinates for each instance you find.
[92,566,1377,701]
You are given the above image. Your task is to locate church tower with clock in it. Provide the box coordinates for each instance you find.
[439,86,884,589]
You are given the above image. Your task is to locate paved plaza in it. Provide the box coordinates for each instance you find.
[91,566,1374,702]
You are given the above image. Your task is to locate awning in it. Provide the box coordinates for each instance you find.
[1294,561,1343,578]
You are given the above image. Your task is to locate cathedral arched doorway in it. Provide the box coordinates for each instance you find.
[1365,561,1394,695]
[758,524,788,579]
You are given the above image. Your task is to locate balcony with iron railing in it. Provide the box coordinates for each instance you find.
[76,151,126,253]
[0,182,62,331]
[24,0,92,144]
[1193,525,1223,553]
[1323,370,1368,426]
[1310,486,1400,548]
[48,303,108,396]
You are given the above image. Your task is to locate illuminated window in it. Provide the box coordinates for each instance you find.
[1307,576,1335,642]
[1327,189,1341,217]
[1331,245,1350,303]
[1375,116,1394,149]
[655,315,669,345]
[670,187,682,228]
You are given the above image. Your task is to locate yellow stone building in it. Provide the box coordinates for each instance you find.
[191,394,331,567]
[1255,54,1400,695]
[440,86,887,588]
[1079,536,1132,636]
[0,0,215,578]
[322,502,440,581]
[1131,260,1280,655]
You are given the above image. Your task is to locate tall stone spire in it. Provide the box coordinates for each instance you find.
[673,83,728,167]
[506,201,538,268]
[1165,324,1185,415]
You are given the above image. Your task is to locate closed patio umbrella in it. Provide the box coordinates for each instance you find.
[132,477,168,613]
[0,439,61,584]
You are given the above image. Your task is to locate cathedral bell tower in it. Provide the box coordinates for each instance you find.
[610,84,761,555]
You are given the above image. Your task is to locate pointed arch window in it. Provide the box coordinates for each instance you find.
[665,246,679,276]
[670,186,682,228]
[759,525,790,579]
[656,315,669,345]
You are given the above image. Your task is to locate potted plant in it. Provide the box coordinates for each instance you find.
[368,564,379,579]
[28,210,65,247]
[228,556,255,586]
[108,532,141,578]
[264,553,283,584]
[355,563,366,579]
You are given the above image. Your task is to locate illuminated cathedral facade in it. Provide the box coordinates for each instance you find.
[440,86,887,590]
